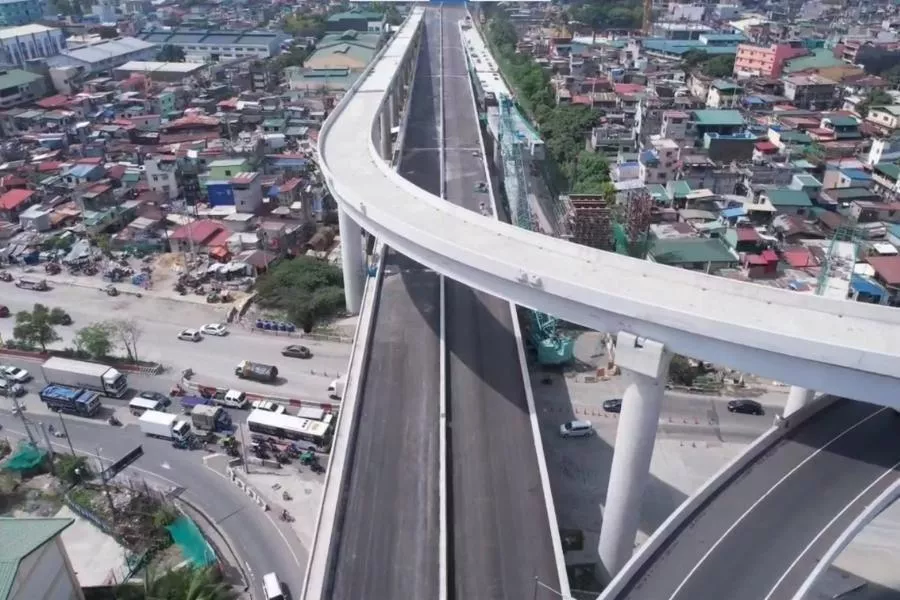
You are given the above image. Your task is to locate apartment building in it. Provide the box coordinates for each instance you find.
[0,24,64,68]
[732,42,808,78]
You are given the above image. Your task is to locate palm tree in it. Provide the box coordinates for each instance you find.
[120,565,236,600]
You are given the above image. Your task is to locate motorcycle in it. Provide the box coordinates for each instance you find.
[107,415,121,426]
[311,462,326,475]
[282,491,292,501]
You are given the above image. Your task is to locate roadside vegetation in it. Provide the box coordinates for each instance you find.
[254,256,345,332]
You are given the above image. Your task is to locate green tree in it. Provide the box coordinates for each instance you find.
[282,13,326,38]
[856,89,893,118]
[109,319,143,363]
[157,44,186,62]
[702,55,736,78]
[74,322,115,358]
[13,304,60,351]
[143,565,236,600]
[56,455,91,485]
[256,257,345,331]
[668,355,697,386]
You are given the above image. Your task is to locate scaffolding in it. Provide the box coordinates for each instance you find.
[816,225,860,299]
[613,187,654,259]
[564,194,614,250]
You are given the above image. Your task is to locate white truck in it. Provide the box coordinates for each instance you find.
[40,357,128,398]
[139,410,192,441]
[328,378,345,400]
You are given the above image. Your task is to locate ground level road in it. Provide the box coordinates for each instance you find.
[0,283,351,401]
[0,410,309,600]
[618,400,900,600]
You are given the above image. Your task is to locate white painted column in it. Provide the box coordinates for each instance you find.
[379,106,392,162]
[785,386,816,416]
[338,208,364,314]
[598,332,672,580]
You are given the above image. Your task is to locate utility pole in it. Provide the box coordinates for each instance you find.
[238,425,250,474]
[96,447,117,524]
[10,393,35,445]
[58,412,75,455]
[38,423,55,474]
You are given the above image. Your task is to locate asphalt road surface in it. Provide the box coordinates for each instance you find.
[0,410,308,600]
[0,283,350,401]
[618,399,900,600]
[326,9,442,599]
[441,6,560,599]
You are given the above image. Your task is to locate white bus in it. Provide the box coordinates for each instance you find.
[246,409,331,447]
[128,397,165,416]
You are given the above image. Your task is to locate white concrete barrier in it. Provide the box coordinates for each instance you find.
[600,395,840,599]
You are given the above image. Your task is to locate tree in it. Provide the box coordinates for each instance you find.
[157,44,186,63]
[256,257,345,330]
[74,322,115,358]
[856,89,893,119]
[56,455,91,485]
[702,55,736,78]
[282,13,326,38]
[668,355,697,386]
[13,304,60,351]
[143,565,236,600]
[110,319,143,363]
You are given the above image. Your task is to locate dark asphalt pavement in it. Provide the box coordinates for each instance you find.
[326,8,443,600]
[0,411,306,600]
[619,400,900,600]
[441,6,560,599]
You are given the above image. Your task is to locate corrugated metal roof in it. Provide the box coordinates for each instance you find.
[0,518,74,599]
[60,37,157,64]
[0,69,43,90]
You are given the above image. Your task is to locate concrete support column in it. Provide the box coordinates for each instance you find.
[379,107,392,161]
[389,85,398,126]
[785,386,816,416]
[598,332,672,580]
[338,208,364,314]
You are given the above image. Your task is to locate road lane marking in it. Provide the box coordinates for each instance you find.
[665,406,888,600]
[761,458,900,600]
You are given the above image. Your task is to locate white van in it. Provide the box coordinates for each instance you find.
[129,397,165,416]
[328,378,345,400]
[261,572,284,600]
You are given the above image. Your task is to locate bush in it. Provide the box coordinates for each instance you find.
[152,505,179,528]
[255,256,345,331]
[48,308,72,326]
[57,455,92,485]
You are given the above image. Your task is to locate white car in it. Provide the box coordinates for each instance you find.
[2,365,31,383]
[200,323,228,336]
[559,420,594,438]
[177,329,202,342]
[251,399,285,413]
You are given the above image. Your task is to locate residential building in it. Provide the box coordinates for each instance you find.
[868,138,900,166]
[145,154,178,200]
[0,0,41,27]
[866,105,900,135]
[0,69,46,108]
[168,219,229,254]
[647,237,739,273]
[112,61,206,83]
[304,31,380,71]
[0,24,64,68]
[0,187,34,220]
[706,79,742,109]
[873,162,900,199]
[47,37,158,76]
[587,124,634,156]
[732,42,808,78]
[760,187,813,215]
[639,137,678,185]
[231,171,262,213]
[0,517,82,600]
[286,66,356,93]
[690,109,745,142]
[325,10,386,34]
[866,255,900,305]
[781,74,837,110]
[660,110,689,142]
[137,29,287,61]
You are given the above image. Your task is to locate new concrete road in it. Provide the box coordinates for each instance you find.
[441,6,560,598]
[0,282,350,401]
[618,399,900,600]
[326,9,442,599]
[0,410,308,600]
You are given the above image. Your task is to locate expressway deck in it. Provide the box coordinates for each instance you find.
[439,7,560,598]
[619,400,900,600]
[326,13,442,598]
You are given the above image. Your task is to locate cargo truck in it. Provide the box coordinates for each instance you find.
[41,357,128,398]
[181,395,213,414]
[139,410,192,441]
[234,360,278,383]
[328,377,345,400]
[39,385,102,417]
[191,404,233,432]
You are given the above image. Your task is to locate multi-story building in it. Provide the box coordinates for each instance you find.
[706,79,743,108]
[0,24,64,68]
[0,517,83,600]
[0,68,46,108]
[639,137,679,185]
[660,110,689,142]
[47,37,158,76]
[732,42,808,78]
[137,29,287,62]
[0,0,42,27]
[781,74,837,110]
[144,154,178,200]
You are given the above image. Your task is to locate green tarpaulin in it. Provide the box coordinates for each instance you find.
[3,443,47,474]
[166,516,216,567]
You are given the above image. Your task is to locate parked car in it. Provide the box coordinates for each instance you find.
[177,329,202,342]
[200,323,228,336]
[727,399,764,415]
[2,365,31,383]
[139,390,172,408]
[559,420,594,438]
[282,344,312,359]
[602,398,622,413]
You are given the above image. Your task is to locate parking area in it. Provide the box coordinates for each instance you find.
[0,281,352,403]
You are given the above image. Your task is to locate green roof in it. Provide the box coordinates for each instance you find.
[779,130,812,144]
[794,173,822,187]
[207,158,247,168]
[765,188,813,207]
[711,79,742,91]
[649,238,738,265]
[824,186,878,200]
[825,115,859,127]
[692,109,745,127]
[0,69,43,91]
[645,184,670,203]
[0,518,74,599]
[783,48,843,73]
[875,162,900,180]
[327,10,383,22]
[669,180,693,198]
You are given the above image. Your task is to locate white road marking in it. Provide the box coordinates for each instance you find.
[160,462,171,470]
[761,458,900,600]
[666,407,888,600]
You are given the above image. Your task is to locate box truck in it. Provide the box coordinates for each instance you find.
[191,404,232,432]
[41,357,128,398]
[139,410,192,441]
[328,378,345,400]
[39,385,102,417]
[234,360,278,383]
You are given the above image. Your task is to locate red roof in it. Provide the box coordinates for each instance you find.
[36,94,72,109]
[867,256,900,286]
[76,157,103,165]
[755,141,777,153]
[614,83,645,95]
[0,188,34,210]
[37,161,63,173]
[170,219,224,244]
[106,164,127,180]
[736,227,762,242]
[783,248,813,268]
[279,177,301,193]
[571,95,592,105]
[206,228,232,248]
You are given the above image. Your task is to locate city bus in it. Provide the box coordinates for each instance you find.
[246,409,332,448]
